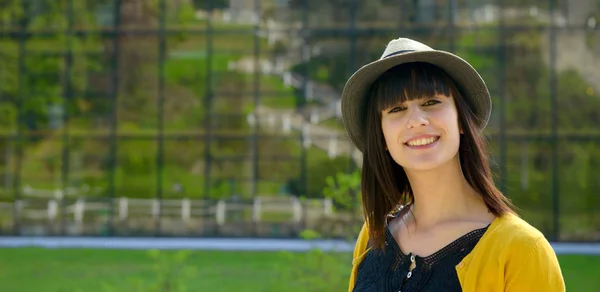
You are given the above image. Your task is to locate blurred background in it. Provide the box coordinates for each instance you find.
[0,0,599,291]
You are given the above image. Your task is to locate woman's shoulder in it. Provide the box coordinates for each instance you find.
[480,213,565,291]
[483,212,556,258]
[491,212,547,244]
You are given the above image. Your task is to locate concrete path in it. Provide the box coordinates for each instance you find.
[1,237,599,255]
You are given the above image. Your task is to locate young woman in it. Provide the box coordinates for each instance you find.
[341,38,565,292]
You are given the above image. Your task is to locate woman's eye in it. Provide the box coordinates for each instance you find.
[388,106,405,113]
[423,100,441,106]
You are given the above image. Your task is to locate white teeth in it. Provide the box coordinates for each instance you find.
[406,137,438,146]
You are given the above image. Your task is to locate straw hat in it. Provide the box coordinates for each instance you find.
[340,37,491,153]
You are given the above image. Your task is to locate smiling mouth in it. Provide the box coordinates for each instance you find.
[405,136,440,147]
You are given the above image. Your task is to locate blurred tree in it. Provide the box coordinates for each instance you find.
[0,0,204,194]
[0,0,103,133]
[192,0,229,10]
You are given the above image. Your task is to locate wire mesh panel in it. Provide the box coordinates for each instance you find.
[0,0,597,242]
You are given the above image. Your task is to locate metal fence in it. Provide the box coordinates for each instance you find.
[0,0,598,242]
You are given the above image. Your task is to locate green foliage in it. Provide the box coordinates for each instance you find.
[323,169,361,211]
[0,1,103,131]
[192,0,229,10]
[467,29,600,238]
[101,250,197,292]
[305,154,352,199]
[299,228,322,240]
[268,169,362,291]
[0,102,17,130]
[290,54,349,91]
[172,0,196,26]
[269,249,350,291]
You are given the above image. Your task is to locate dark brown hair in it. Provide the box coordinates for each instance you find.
[361,62,515,250]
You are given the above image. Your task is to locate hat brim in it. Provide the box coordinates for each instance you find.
[340,50,492,152]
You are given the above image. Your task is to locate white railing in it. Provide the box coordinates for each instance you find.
[0,196,335,230]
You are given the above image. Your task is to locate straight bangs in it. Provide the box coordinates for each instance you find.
[371,62,455,113]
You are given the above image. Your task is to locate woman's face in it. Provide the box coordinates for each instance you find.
[380,93,461,171]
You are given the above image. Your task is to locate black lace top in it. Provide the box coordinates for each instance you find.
[353,212,489,292]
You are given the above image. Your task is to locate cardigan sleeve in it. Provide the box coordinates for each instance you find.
[348,223,369,292]
[352,223,369,263]
[504,236,566,292]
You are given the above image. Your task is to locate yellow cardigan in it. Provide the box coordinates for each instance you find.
[348,212,566,292]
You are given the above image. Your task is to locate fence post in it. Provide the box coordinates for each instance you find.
[181,198,191,222]
[246,113,257,127]
[252,197,261,222]
[74,198,85,229]
[291,197,302,223]
[282,115,291,133]
[324,198,333,216]
[302,124,311,149]
[328,137,337,159]
[268,114,276,129]
[48,200,58,222]
[118,197,128,221]
[310,112,319,124]
[216,200,226,225]
[151,199,160,220]
[14,200,22,220]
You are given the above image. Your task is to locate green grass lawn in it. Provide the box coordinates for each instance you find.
[0,248,598,292]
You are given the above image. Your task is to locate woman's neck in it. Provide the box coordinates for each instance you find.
[404,156,489,231]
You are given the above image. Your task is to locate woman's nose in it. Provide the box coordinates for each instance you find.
[405,107,429,129]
